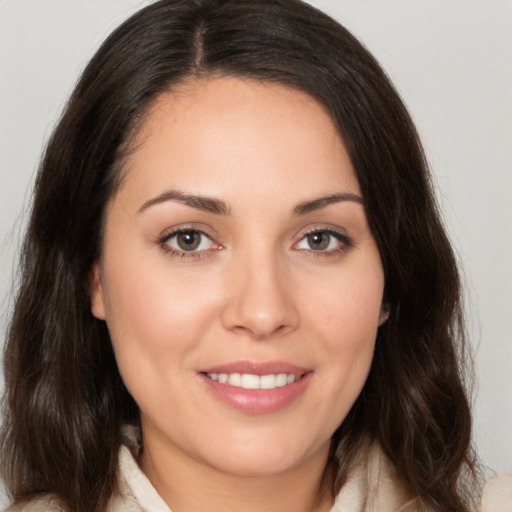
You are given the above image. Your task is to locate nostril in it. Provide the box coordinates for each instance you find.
[219,270,299,339]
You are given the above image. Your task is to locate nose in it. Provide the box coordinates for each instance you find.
[221,252,299,340]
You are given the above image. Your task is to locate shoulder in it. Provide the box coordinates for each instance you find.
[480,472,512,512]
[4,494,66,512]
[331,443,416,512]
[3,487,144,512]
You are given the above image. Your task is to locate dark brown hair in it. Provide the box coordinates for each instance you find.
[1,1,479,511]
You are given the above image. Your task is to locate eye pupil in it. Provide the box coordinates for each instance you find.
[308,232,330,250]
[177,231,201,251]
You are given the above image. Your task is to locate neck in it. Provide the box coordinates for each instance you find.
[139,429,334,512]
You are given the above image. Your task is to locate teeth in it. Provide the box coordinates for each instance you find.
[260,374,276,389]
[275,373,288,387]
[228,373,241,386]
[206,372,298,390]
[241,373,260,389]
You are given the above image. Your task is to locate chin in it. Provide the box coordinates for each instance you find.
[199,434,329,478]
[208,453,301,477]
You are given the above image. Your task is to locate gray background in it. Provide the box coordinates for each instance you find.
[1,0,511,505]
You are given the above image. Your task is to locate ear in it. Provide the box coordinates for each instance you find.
[378,302,390,326]
[88,262,106,320]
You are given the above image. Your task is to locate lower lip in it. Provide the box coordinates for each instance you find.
[199,373,313,414]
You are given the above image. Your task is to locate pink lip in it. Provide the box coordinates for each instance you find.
[199,360,309,376]
[198,360,313,414]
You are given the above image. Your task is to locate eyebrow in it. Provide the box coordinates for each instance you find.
[138,189,363,216]
[292,193,363,215]
[138,189,230,215]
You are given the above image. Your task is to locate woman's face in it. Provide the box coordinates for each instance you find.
[90,77,387,478]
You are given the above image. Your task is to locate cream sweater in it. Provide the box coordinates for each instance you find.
[5,443,512,512]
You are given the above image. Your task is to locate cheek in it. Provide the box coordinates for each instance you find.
[308,265,384,345]
[304,262,383,399]
[102,256,220,352]
[100,265,216,411]
[99,257,233,410]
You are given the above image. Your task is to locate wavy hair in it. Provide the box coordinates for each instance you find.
[1,1,478,510]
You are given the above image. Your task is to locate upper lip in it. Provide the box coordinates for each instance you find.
[199,360,310,376]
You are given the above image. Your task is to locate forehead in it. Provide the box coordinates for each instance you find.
[117,76,360,205]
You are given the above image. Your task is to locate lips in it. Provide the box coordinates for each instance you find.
[198,361,312,414]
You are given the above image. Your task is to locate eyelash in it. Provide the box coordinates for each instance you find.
[157,226,221,260]
[157,225,352,260]
[294,226,352,257]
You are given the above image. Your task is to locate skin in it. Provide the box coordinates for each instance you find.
[90,77,388,512]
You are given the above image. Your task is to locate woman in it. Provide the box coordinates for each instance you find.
[1,1,509,511]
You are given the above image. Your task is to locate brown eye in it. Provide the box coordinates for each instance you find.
[161,229,216,254]
[307,232,330,251]
[295,229,349,253]
[176,231,202,251]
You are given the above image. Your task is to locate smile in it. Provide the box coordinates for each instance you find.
[199,363,312,414]
[205,372,298,390]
